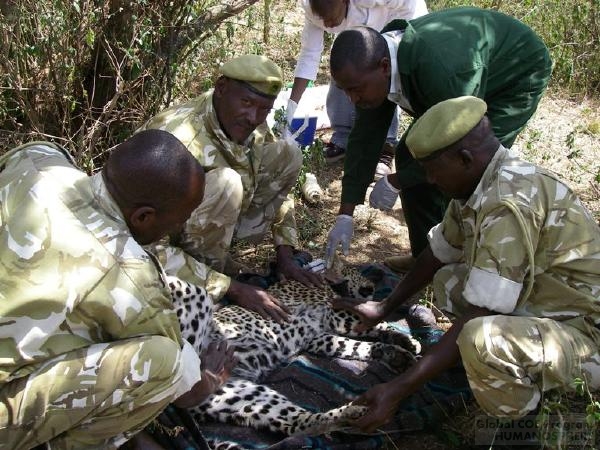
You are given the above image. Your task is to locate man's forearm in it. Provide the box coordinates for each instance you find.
[381,246,443,315]
[338,202,356,216]
[387,320,462,399]
[276,244,294,262]
[290,77,310,103]
[387,305,490,397]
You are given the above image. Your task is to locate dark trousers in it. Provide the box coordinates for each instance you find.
[395,142,448,258]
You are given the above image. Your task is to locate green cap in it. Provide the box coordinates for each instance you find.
[407,96,488,160]
[219,54,283,98]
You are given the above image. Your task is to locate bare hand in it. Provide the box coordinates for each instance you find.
[201,340,237,378]
[349,381,404,433]
[276,255,324,288]
[173,340,237,408]
[331,297,387,333]
[228,280,291,324]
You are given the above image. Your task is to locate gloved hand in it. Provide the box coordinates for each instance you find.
[286,99,298,126]
[369,175,400,211]
[325,214,354,268]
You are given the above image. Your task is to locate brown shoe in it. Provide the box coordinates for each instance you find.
[384,255,416,273]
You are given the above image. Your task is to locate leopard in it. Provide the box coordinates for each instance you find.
[167,267,420,443]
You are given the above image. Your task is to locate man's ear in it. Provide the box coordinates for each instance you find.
[458,148,475,168]
[378,56,392,77]
[129,206,157,230]
[214,77,227,99]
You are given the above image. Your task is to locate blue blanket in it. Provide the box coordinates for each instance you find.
[148,261,471,449]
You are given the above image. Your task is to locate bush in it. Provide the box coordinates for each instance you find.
[0,0,261,170]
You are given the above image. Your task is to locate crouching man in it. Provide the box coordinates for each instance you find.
[0,130,235,449]
[334,97,600,431]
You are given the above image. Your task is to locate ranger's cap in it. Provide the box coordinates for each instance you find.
[407,96,488,160]
[219,54,283,98]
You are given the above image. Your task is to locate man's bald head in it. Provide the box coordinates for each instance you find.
[330,27,388,74]
[104,129,205,244]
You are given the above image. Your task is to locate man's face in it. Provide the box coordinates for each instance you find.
[315,0,348,28]
[421,150,477,200]
[332,61,390,109]
[214,78,275,144]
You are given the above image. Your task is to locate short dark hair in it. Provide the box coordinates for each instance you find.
[104,129,203,213]
[330,27,388,73]
[309,0,335,17]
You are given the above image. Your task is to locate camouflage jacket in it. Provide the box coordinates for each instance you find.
[138,90,297,245]
[429,146,600,334]
[0,143,199,385]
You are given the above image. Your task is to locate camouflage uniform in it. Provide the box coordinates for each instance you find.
[139,90,303,299]
[0,143,202,449]
[428,146,600,417]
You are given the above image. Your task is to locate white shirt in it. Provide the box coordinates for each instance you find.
[382,29,413,113]
[294,0,428,80]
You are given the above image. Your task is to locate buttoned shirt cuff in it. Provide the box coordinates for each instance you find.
[173,341,202,398]
[428,224,463,264]
[464,267,522,314]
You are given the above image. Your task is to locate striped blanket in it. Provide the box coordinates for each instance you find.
[149,262,472,449]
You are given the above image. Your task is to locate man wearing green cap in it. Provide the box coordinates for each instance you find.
[139,54,322,323]
[333,96,600,431]
[324,7,552,273]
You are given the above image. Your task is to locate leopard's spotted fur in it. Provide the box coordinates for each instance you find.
[168,268,419,441]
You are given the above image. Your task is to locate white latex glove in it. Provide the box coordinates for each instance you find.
[369,175,400,211]
[286,99,298,126]
[325,214,354,268]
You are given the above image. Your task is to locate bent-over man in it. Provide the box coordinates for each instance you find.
[325,7,552,272]
[0,131,235,449]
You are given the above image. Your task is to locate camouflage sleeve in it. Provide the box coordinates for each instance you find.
[87,261,204,393]
[271,193,299,248]
[82,262,184,345]
[150,244,232,301]
[463,204,535,314]
[429,200,464,263]
[136,96,210,163]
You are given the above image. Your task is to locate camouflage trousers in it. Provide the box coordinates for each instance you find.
[433,263,600,418]
[0,336,187,450]
[174,140,302,272]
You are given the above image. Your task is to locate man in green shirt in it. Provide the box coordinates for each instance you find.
[334,96,600,431]
[325,7,552,271]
